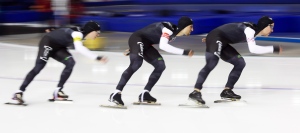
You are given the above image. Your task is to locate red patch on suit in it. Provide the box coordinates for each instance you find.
[162,32,170,40]
[247,37,255,42]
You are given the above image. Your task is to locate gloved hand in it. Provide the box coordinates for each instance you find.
[123,49,130,56]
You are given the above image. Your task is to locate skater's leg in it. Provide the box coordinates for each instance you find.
[14,37,52,103]
[16,61,46,103]
[220,45,244,99]
[116,35,144,91]
[116,54,143,91]
[143,46,166,92]
[191,52,219,104]
[224,56,246,89]
[109,54,142,105]
[19,37,52,92]
[110,35,144,105]
[135,47,165,103]
[138,57,165,102]
[194,52,219,90]
[190,35,223,104]
[52,49,75,99]
[19,60,47,92]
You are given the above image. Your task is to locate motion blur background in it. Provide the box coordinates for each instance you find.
[1,0,300,51]
[1,2,300,133]
[0,0,300,52]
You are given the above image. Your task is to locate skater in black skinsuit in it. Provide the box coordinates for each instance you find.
[109,16,194,106]
[189,16,282,104]
[11,21,107,104]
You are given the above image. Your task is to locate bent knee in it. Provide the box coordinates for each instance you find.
[130,60,143,72]
[236,58,246,68]
[65,58,76,68]
[155,61,166,72]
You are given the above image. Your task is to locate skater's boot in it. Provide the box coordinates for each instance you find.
[109,91,124,106]
[189,90,205,104]
[220,88,241,99]
[12,92,24,104]
[53,90,69,99]
[138,90,157,103]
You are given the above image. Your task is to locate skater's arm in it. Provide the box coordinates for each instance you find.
[244,27,280,54]
[71,31,102,60]
[159,27,192,56]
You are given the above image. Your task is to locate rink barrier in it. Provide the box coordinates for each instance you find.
[256,36,300,43]
[76,14,300,34]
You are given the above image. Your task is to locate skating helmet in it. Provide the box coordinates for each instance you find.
[256,16,274,34]
[177,16,193,32]
[82,21,101,36]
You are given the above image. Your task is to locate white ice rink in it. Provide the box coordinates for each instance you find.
[0,43,300,133]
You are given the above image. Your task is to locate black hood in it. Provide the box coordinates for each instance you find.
[82,21,101,37]
[173,16,193,36]
[255,16,274,35]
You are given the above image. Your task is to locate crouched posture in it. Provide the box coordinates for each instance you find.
[189,16,282,104]
[110,16,194,106]
[12,21,107,104]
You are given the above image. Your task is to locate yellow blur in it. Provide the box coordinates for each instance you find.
[83,37,106,50]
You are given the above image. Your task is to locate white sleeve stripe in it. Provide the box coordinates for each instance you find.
[244,27,274,54]
[162,27,173,35]
[74,41,98,60]
[158,27,184,55]
[71,31,83,40]
[159,37,184,55]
